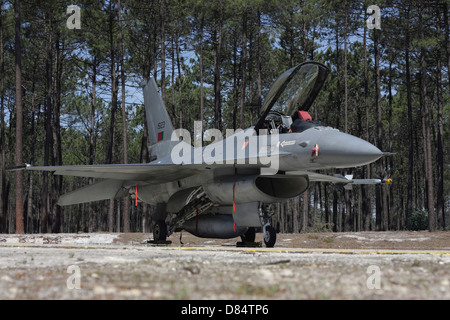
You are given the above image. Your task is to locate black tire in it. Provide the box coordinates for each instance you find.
[263,226,276,248]
[240,227,256,243]
[153,220,167,242]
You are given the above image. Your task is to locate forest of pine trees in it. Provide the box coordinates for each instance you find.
[0,0,448,234]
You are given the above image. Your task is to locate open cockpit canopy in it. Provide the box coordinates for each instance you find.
[254,61,329,132]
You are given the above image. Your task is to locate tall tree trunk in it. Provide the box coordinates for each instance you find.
[343,0,348,134]
[302,191,309,232]
[240,9,247,129]
[108,1,118,232]
[176,36,183,129]
[199,14,204,145]
[324,184,330,228]
[405,2,414,227]
[41,21,53,233]
[171,39,176,125]
[0,2,7,233]
[292,197,299,233]
[116,199,120,232]
[333,23,341,231]
[256,10,262,117]
[373,28,387,231]
[232,37,238,130]
[419,2,435,232]
[118,0,129,232]
[387,57,394,230]
[27,72,37,233]
[88,58,97,232]
[445,2,450,86]
[108,3,118,166]
[436,6,445,230]
[343,1,351,232]
[301,2,307,61]
[214,4,223,130]
[14,0,24,234]
[288,12,295,67]
[362,9,371,231]
[159,0,166,103]
[51,32,62,233]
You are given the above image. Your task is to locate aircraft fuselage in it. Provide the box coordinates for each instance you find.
[136,125,383,207]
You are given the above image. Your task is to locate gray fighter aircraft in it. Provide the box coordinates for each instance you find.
[15,61,392,247]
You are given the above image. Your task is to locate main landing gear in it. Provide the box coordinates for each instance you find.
[151,202,277,248]
[260,204,276,248]
[239,204,276,248]
[263,225,277,248]
[153,220,168,242]
[240,226,276,248]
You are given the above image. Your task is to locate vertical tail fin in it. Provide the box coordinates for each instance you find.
[140,78,175,160]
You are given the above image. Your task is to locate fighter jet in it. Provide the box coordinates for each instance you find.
[13,61,391,247]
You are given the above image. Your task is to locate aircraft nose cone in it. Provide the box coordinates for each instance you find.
[317,131,383,168]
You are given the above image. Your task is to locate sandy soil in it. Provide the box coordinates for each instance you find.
[113,230,450,250]
[1,230,449,250]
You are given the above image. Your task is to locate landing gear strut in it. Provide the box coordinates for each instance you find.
[259,204,276,248]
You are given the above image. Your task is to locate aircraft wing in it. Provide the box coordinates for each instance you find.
[16,156,282,185]
[18,163,207,184]
[9,163,214,206]
[14,135,289,184]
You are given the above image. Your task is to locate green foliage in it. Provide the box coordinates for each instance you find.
[406,210,429,231]
[305,215,334,233]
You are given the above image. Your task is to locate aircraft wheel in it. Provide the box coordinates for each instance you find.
[263,226,276,248]
[153,220,167,242]
[240,227,256,243]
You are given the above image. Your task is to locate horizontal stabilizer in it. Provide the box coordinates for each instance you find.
[57,179,124,206]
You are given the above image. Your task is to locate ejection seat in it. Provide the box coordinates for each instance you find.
[290,110,322,133]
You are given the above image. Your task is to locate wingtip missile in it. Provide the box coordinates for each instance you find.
[6,163,31,171]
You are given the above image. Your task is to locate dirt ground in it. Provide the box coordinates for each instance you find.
[114,230,450,250]
[0,231,449,301]
[1,230,449,250]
